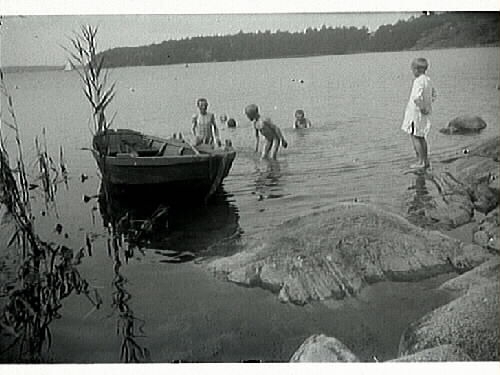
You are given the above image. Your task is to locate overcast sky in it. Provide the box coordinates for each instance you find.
[1,13,425,67]
[1,0,497,67]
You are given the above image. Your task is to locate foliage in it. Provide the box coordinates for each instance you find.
[97,12,499,68]
[0,70,101,363]
[64,25,116,135]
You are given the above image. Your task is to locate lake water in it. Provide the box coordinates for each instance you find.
[1,47,499,362]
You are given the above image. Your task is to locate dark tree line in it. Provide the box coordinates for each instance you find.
[98,12,499,68]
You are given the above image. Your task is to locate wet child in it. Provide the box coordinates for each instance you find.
[192,98,221,147]
[293,109,312,129]
[244,104,288,160]
[219,113,228,126]
[401,58,437,169]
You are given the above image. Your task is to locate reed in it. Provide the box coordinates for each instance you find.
[64,25,116,135]
[0,70,101,362]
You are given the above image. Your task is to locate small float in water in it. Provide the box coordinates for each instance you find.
[92,129,236,203]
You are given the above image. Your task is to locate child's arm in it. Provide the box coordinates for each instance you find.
[293,120,298,129]
[270,122,288,148]
[254,127,260,153]
[431,87,437,102]
[413,78,430,115]
[211,114,222,147]
[306,119,312,128]
[191,114,198,136]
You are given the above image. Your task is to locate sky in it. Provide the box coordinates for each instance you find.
[1,13,423,67]
[0,0,498,67]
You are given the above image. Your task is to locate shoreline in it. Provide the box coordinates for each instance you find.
[2,44,498,74]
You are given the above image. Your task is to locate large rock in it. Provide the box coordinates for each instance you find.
[390,344,471,362]
[399,258,500,361]
[439,115,487,135]
[473,208,499,252]
[452,156,499,214]
[207,203,491,305]
[290,334,359,362]
[404,171,474,230]
[439,256,500,295]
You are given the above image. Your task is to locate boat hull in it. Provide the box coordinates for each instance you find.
[92,129,236,202]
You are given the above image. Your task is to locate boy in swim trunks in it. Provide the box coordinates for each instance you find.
[401,57,437,169]
[245,104,288,160]
[192,98,221,147]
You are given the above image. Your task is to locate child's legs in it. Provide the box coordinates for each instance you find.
[411,135,427,165]
[261,139,272,159]
[410,135,421,159]
[270,138,280,160]
[421,137,429,165]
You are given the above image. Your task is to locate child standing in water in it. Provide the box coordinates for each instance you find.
[192,98,221,147]
[293,109,312,129]
[245,104,288,160]
[401,58,437,169]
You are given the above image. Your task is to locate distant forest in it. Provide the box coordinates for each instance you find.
[99,12,499,68]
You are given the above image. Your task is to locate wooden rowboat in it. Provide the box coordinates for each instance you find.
[92,129,236,202]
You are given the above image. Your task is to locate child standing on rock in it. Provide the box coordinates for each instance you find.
[401,57,437,169]
[245,104,287,160]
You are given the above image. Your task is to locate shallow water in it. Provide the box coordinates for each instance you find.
[0,46,499,362]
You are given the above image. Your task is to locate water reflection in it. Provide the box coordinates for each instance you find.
[98,184,241,260]
[109,232,150,363]
[406,170,436,227]
[253,159,285,200]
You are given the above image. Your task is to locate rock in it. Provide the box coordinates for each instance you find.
[439,115,487,135]
[473,208,499,252]
[439,256,500,295]
[450,155,499,214]
[399,272,499,360]
[207,203,491,305]
[390,344,472,361]
[290,334,359,362]
[469,136,500,162]
[404,171,474,230]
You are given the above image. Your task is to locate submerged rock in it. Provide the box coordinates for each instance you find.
[290,334,359,362]
[399,257,500,361]
[439,115,487,135]
[390,344,471,362]
[207,203,491,305]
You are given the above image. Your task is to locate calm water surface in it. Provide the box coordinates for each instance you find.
[1,47,499,362]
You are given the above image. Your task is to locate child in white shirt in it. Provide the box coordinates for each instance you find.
[401,57,437,169]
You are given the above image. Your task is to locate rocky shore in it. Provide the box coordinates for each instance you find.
[206,135,500,361]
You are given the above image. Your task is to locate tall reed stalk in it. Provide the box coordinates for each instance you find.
[0,69,101,363]
[64,25,116,135]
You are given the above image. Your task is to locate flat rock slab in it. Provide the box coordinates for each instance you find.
[207,203,491,305]
[390,344,471,362]
[468,136,499,161]
[290,334,359,362]
[404,170,474,230]
[399,259,500,361]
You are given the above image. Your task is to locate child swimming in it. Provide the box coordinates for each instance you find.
[293,109,312,129]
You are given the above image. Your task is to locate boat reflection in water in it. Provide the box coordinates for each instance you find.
[98,183,241,263]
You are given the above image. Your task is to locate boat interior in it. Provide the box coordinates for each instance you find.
[93,129,216,157]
